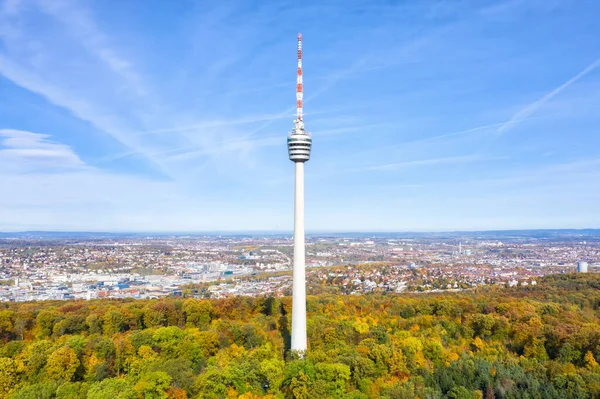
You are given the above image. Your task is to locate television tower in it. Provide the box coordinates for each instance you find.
[288,33,311,352]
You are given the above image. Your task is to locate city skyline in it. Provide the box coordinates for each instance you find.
[1,0,600,232]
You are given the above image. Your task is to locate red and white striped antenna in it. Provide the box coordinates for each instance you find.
[296,33,303,122]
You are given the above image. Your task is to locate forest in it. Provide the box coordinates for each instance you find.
[0,273,600,398]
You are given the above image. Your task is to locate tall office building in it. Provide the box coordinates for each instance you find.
[288,33,311,352]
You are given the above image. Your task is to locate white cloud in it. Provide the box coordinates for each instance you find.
[0,129,84,171]
[0,53,157,162]
[0,168,289,232]
[0,1,295,180]
[35,0,147,96]
[0,128,291,231]
[0,131,216,230]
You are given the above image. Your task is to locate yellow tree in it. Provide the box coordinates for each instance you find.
[46,346,80,382]
[585,351,599,370]
[0,357,17,399]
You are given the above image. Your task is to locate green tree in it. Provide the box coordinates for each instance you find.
[148,359,195,395]
[0,311,14,342]
[314,363,351,398]
[8,382,58,399]
[102,310,127,335]
[35,310,60,339]
[152,327,186,359]
[195,366,230,398]
[134,371,172,399]
[86,378,136,399]
[52,314,87,336]
[183,300,212,329]
[447,386,481,399]
[55,381,89,399]
[260,358,285,392]
[86,314,103,334]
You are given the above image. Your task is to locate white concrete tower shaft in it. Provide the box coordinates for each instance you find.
[288,33,311,352]
[291,161,306,351]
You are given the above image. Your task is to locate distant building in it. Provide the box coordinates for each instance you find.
[577,261,589,273]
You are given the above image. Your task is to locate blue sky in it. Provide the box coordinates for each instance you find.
[0,0,599,232]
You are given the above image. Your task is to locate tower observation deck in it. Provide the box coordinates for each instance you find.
[288,121,312,162]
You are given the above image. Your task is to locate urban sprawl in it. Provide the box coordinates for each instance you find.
[0,231,598,302]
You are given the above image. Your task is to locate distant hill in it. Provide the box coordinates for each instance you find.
[1,228,599,240]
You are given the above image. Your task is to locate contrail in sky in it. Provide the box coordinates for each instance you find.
[498,57,600,134]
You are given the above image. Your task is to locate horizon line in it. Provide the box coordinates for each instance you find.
[1,228,599,236]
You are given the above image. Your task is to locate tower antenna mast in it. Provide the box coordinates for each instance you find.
[296,33,303,122]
